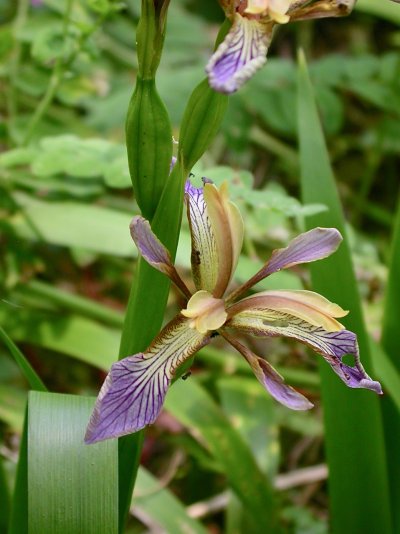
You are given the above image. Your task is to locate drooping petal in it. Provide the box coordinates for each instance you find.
[185,180,219,293]
[227,309,382,394]
[206,14,272,94]
[229,289,348,332]
[85,316,209,443]
[226,227,342,302]
[222,331,313,410]
[130,216,191,298]
[203,182,244,297]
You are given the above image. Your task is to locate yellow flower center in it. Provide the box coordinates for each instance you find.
[181,290,227,334]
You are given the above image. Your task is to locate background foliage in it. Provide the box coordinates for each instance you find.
[0,0,399,532]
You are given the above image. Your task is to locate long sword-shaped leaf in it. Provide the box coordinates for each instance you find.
[381,199,400,532]
[297,50,392,534]
[165,378,280,533]
[0,456,9,534]
[28,392,118,534]
[8,410,28,534]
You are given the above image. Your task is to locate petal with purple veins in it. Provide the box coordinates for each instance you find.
[222,332,313,410]
[227,309,382,394]
[130,216,191,297]
[85,316,210,443]
[206,14,272,94]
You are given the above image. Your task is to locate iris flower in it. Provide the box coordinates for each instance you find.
[85,179,381,444]
[206,0,356,93]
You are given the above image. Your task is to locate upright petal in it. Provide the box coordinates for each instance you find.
[222,331,313,410]
[130,216,191,298]
[203,182,244,297]
[185,180,219,293]
[206,14,272,94]
[227,309,382,394]
[226,227,342,302]
[85,316,209,443]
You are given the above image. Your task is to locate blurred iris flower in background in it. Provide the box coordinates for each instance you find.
[207,0,356,93]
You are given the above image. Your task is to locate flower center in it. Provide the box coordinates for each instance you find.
[181,290,227,334]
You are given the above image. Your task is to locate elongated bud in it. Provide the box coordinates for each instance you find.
[179,80,228,174]
[136,0,170,79]
[126,80,172,219]
[126,0,172,219]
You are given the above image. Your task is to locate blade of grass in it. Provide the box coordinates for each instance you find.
[165,378,280,533]
[381,199,400,532]
[297,50,392,534]
[0,326,46,391]
[28,392,118,534]
[0,456,10,534]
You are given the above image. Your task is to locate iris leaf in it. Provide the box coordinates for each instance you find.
[28,392,118,534]
[297,50,392,534]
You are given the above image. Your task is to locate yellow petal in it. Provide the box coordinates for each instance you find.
[245,0,269,14]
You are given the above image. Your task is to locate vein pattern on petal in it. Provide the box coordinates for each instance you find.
[85,317,209,443]
[227,310,382,393]
[185,181,219,292]
[206,14,271,94]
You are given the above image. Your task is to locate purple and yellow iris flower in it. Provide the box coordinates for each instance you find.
[206,0,356,94]
[85,178,381,444]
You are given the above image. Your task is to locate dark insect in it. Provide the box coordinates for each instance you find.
[181,371,192,380]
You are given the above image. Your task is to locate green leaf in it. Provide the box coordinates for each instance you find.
[165,378,280,533]
[0,456,10,534]
[0,326,46,391]
[356,0,400,24]
[133,467,208,534]
[9,412,28,534]
[28,392,118,534]
[297,50,392,534]
[381,199,400,532]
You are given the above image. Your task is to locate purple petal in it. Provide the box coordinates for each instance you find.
[130,216,191,297]
[227,310,382,394]
[206,14,271,94]
[226,227,342,303]
[223,333,313,410]
[262,227,342,277]
[85,316,209,443]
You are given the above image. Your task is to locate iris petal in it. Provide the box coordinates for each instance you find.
[222,332,313,410]
[203,182,244,297]
[130,216,191,298]
[229,289,348,331]
[227,310,382,394]
[227,227,342,302]
[206,14,271,94]
[185,181,219,293]
[85,316,210,443]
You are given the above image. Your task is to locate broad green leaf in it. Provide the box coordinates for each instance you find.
[133,467,208,534]
[165,378,280,533]
[356,0,400,24]
[381,200,400,532]
[28,392,118,534]
[297,51,392,534]
[0,308,119,370]
[0,326,46,391]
